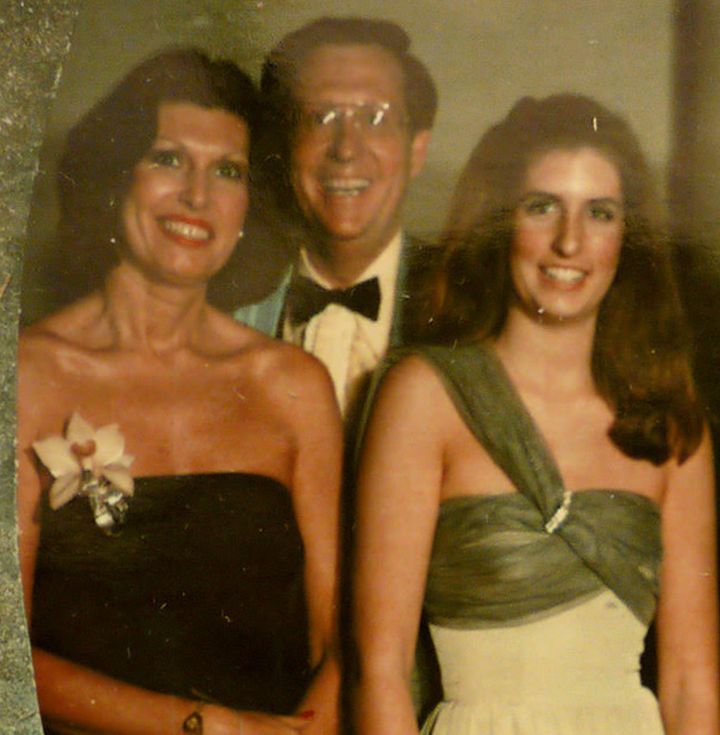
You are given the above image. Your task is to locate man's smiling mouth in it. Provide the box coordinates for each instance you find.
[322,178,371,196]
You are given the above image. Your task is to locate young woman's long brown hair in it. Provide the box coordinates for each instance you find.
[415,94,702,465]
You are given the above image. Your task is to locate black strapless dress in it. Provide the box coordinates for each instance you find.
[31,473,309,730]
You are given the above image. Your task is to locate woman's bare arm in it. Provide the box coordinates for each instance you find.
[352,357,448,735]
[657,427,719,735]
[275,351,343,735]
[32,648,316,735]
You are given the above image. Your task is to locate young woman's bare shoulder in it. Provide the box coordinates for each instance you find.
[376,353,448,408]
[364,352,460,444]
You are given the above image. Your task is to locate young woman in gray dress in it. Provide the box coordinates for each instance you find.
[353,94,718,734]
[18,49,340,735]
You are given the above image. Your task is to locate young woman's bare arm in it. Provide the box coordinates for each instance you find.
[352,357,449,735]
[657,427,719,735]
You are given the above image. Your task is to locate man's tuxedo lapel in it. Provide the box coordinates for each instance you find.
[233,266,293,338]
[389,235,411,348]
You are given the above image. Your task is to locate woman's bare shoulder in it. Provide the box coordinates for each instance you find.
[377,352,447,405]
[205,308,324,378]
[18,299,115,431]
[363,352,462,447]
[17,305,102,444]
[219,338,341,464]
[248,336,334,400]
[20,296,104,354]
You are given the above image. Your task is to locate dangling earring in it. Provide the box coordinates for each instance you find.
[238,229,245,239]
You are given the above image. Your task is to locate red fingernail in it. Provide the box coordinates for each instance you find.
[300,710,315,719]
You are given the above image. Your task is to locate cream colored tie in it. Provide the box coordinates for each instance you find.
[302,304,355,414]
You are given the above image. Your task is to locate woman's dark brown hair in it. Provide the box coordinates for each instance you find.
[54,47,261,307]
[418,93,702,465]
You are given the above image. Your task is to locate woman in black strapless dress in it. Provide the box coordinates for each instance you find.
[18,49,341,735]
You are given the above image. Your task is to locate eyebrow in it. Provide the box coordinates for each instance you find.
[519,190,557,198]
[520,191,623,206]
[586,196,624,209]
[150,137,248,159]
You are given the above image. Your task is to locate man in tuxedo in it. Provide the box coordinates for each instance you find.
[234,16,437,422]
[235,18,440,719]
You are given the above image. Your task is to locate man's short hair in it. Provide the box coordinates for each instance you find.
[261,16,438,135]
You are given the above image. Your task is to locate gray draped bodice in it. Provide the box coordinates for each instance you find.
[380,344,662,628]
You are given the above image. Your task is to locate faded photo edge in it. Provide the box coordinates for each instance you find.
[0,3,80,733]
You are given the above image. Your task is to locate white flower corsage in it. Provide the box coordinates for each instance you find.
[32,412,135,533]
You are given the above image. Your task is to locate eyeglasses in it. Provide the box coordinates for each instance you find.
[297,102,406,138]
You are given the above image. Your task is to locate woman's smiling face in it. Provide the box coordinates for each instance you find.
[510,146,625,326]
[121,100,250,287]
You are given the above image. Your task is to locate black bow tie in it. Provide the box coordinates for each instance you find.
[286,275,381,324]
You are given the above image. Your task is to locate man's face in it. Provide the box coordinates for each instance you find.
[290,43,430,262]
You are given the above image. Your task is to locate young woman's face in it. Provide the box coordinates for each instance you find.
[121,100,250,286]
[510,146,624,326]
